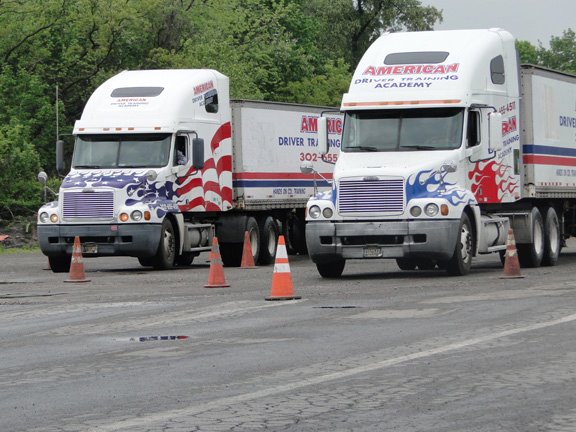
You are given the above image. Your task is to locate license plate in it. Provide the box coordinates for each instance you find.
[82,243,98,254]
[363,246,382,258]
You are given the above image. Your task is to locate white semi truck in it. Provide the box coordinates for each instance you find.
[38,69,342,272]
[306,28,576,277]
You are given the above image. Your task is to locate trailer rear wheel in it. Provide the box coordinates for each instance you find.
[221,217,259,267]
[49,254,71,273]
[258,216,279,265]
[316,259,345,278]
[542,206,560,266]
[445,213,473,276]
[517,207,544,268]
[152,219,176,270]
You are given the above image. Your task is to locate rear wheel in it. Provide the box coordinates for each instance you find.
[258,216,279,265]
[445,213,473,276]
[517,207,544,268]
[316,259,345,278]
[542,206,560,266]
[175,253,195,267]
[49,254,71,273]
[152,219,176,269]
[221,217,259,267]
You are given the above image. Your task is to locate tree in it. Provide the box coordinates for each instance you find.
[517,29,576,74]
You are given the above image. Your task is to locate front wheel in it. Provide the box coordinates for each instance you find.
[316,259,345,278]
[444,213,473,276]
[49,254,71,273]
[152,219,176,270]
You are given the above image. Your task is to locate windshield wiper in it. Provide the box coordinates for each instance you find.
[400,145,439,150]
[344,146,379,152]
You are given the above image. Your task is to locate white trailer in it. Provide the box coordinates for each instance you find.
[38,69,342,271]
[306,29,576,277]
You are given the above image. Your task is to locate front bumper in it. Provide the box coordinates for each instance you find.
[305,219,461,264]
[38,223,162,257]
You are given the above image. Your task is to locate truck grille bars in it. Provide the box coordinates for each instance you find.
[338,178,405,215]
[63,191,114,220]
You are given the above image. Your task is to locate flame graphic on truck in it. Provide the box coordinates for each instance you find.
[406,168,469,206]
[469,161,519,203]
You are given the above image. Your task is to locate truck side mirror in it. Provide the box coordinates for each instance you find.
[192,138,205,170]
[56,139,65,174]
[488,112,503,152]
[317,116,329,155]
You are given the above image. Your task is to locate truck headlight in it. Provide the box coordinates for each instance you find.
[309,205,321,219]
[409,206,422,217]
[50,214,59,223]
[322,208,333,219]
[39,212,50,223]
[131,210,143,221]
[424,203,439,217]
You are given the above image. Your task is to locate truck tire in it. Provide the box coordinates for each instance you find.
[175,253,195,267]
[542,206,560,266]
[49,254,72,273]
[517,207,544,268]
[316,259,345,278]
[284,211,307,255]
[396,258,417,271]
[138,257,154,267]
[221,217,259,267]
[445,213,473,276]
[258,216,279,265]
[152,219,176,269]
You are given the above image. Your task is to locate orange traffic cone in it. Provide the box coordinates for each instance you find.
[266,235,301,301]
[65,236,90,283]
[500,228,524,279]
[204,237,230,288]
[240,230,257,269]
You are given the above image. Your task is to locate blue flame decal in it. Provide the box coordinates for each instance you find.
[406,168,469,206]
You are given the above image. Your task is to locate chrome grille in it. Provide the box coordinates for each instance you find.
[338,178,404,214]
[63,191,114,220]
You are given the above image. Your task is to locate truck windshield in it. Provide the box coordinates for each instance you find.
[72,134,171,168]
[342,108,464,152]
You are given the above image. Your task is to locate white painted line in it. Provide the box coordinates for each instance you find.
[90,312,576,431]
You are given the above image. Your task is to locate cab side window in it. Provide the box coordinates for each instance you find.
[175,135,188,165]
[467,111,481,147]
[204,89,218,113]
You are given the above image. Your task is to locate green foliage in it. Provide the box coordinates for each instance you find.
[0,123,43,218]
[1,0,573,219]
[517,29,576,74]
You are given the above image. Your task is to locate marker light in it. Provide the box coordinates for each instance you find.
[50,214,59,223]
[119,213,129,222]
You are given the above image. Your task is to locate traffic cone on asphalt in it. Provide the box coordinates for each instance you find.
[266,235,301,301]
[65,236,90,283]
[240,231,257,269]
[204,237,230,288]
[500,228,524,279]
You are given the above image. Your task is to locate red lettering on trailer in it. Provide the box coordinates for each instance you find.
[363,63,460,76]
